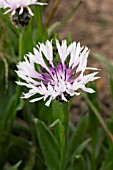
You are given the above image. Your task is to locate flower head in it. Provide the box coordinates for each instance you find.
[0,1,4,8]
[1,0,47,27]
[16,40,100,106]
[2,0,47,16]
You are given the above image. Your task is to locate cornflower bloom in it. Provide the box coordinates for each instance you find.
[0,1,4,8]
[16,40,100,106]
[1,0,47,27]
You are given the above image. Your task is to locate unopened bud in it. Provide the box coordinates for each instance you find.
[11,7,31,28]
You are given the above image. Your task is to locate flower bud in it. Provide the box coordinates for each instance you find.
[11,7,31,28]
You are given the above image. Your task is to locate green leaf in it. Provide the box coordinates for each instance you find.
[110,77,113,100]
[22,23,34,54]
[23,146,36,170]
[36,100,52,125]
[73,138,91,156]
[48,22,61,36]
[0,81,16,130]
[66,138,91,170]
[87,84,100,169]
[66,115,88,167]
[0,130,30,169]
[82,93,113,142]
[52,101,65,147]
[104,163,113,170]
[104,145,113,170]
[52,101,69,170]
[69,155,86,170]
[1,94,16,131]
[0,138,6,168]
[8,161,22,170]
[107,113,113,135]
[35,118,60,170]
[69,114,88,154]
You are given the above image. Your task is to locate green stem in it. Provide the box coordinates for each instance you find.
[15,29,25,106]
[36,5,43,42]
[19,29,24,61]
[60,102,69,170]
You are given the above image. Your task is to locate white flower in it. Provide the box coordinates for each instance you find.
[16,40,100,106]
[1,0,47,16]
[0,0,4,8]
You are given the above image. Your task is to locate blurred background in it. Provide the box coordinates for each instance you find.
[44,0,113,122]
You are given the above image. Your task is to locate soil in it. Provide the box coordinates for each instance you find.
[45,0,113,123]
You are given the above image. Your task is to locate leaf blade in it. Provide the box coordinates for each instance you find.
[35,118,60,170]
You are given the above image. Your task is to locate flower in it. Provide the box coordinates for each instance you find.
[2,0,47,16]
[0,0,4,8]
[16,40,100,106]
[0,0,47,27]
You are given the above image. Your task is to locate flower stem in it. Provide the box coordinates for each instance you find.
[60,102,69,170]
[19,29,24,61]
[36,5,43,42]
[15,29,25,106]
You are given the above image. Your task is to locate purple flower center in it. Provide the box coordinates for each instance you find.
[42,63,76,87]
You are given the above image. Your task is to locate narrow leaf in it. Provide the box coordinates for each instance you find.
[69,155,86,170]
[73,138,91,156]
[66,115,88,167]
[35,119,60,170]
[23,146,36,170]
[8,161,22,170]
[69,114,88,154]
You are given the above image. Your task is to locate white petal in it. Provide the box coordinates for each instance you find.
[45,97,53,106]
[29,49,49,72]
[86,67,101,70]
[81,72,100,84]
[69,42,76,67]
[16,81,32,88]
[27,7,34,16]
[22,91,36,99]
[81,86,95,93]
[4,9,12,14]
[56,40,68,64]
[61,93,67,102]
[76,49,89,72]
[40,40,53,66]
[19,7,23,15]
[35,2,47,6]
[74,92,80,96]
[12,10,16,15]
[30,96,44,103]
